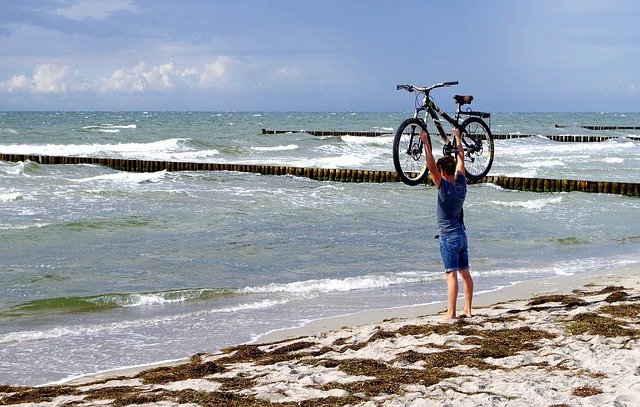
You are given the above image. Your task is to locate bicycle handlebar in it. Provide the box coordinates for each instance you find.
[396,81,458,93]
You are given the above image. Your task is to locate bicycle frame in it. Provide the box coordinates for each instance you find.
[409,86,491,156]
[415,96,459,145]
[394,81,494,185]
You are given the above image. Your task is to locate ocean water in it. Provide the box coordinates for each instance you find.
[1,111,639,386]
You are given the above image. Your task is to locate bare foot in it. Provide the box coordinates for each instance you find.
[443,313,457,321]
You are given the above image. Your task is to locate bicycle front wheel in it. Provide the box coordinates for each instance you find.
[393,118,429,186]
[459,117,494,182]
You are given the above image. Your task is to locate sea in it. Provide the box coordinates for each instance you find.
[1,111,639,386]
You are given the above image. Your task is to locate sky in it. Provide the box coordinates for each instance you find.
[1,0,639,112]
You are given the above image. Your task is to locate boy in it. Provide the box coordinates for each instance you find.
[419,128,473,319]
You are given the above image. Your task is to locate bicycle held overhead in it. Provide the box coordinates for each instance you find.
[392,81,494,186]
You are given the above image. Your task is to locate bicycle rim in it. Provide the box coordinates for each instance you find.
[461,117,494,181]
[393,119,429,185]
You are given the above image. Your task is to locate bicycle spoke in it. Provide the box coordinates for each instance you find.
[393,119,429,185]
[460,118,494,181]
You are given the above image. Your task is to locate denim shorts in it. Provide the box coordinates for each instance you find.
[439,230,469,272]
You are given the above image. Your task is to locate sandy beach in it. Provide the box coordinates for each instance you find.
[1,265,639,406]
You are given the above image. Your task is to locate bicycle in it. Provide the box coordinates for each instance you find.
[393,81,494,186]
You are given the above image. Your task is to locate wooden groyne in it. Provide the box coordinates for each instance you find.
[483,175,639,197]
[261,129,638,142]
[545,135,616,142]
[262,129,536,139]
[581,125,640,131]
[261,129,392,137]
[1,153,638,197]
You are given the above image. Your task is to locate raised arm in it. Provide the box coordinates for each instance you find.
[452,127,465,176]
[419,130,441,188]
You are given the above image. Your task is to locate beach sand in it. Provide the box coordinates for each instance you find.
[1,265,639,406]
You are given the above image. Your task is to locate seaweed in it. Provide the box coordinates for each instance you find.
[565,313,639,337]
[135,357,225,384]
[598,302,640,319]
[572,385,603,397]
[0,385,79,405]
[527,294,587,307]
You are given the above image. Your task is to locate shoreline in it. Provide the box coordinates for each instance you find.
[256,264,636,343]
[2,264,638,406]
[36,264,637,385]
[1,263,636,405]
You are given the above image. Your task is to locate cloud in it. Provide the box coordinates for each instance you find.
[199,57,230,88]
[0,63,69,93]
[97,62,179,93]
[51,0,137,21]
[0,57,316,104]
[95,58,237,94]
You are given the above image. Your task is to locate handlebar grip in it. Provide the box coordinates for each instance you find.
[444,81,459,86]
[396,84,413,92]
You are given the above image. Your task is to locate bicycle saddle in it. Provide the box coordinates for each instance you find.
[454,95,473,105]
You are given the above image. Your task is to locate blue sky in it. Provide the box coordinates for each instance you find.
[1,0,639,111]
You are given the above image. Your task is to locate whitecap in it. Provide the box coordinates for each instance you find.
[76,170,166,184]
[0,138,188,158]
[251,144,298,152]
[0,192,23,202]
[489,196,563,211]
[241,271,434,295]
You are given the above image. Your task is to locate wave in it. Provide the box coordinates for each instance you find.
[476,256,639,278]
[0,192,22,202]
[79,124,137,133]
[0,127,19,135]
[0,160,42,175]
[241,271,437,295]
[1,288,237,318]
[0,297,288,344]
[0,138,190,158]
[251,144,298,152]
[0,222,50,231]
[58,215,162,232]
[76,170,167,184]
[341,135,393,144]
[489,196,563,211]
[0,271,435,319]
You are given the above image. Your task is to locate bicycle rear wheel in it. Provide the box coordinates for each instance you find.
[393,118,429,186]
[459,117,494,182]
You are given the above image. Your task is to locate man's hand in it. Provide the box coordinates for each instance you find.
[419,129,430,147]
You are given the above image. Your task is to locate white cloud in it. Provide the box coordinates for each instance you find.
[0,75,31,92]
[0,57,312,99]
[32,64,69,93]
[0,64,69,94]
[198,57,231,88]
[51,0,137,21]
[98,62,178,93]
[96,58,239,94]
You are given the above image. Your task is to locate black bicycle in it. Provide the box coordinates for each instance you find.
[393,81,494,186]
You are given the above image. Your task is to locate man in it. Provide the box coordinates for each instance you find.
[419,128,473,320]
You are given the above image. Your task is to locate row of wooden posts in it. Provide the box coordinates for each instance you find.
[261,129,640,142]
[1,153,638,197]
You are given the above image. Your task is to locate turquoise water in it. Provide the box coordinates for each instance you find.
[1,111,639,385]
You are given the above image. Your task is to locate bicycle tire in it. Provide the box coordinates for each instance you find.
[393,118,430,186]
[459,116,494,181]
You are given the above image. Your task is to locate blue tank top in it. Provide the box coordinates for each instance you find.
[436,173,466,234]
